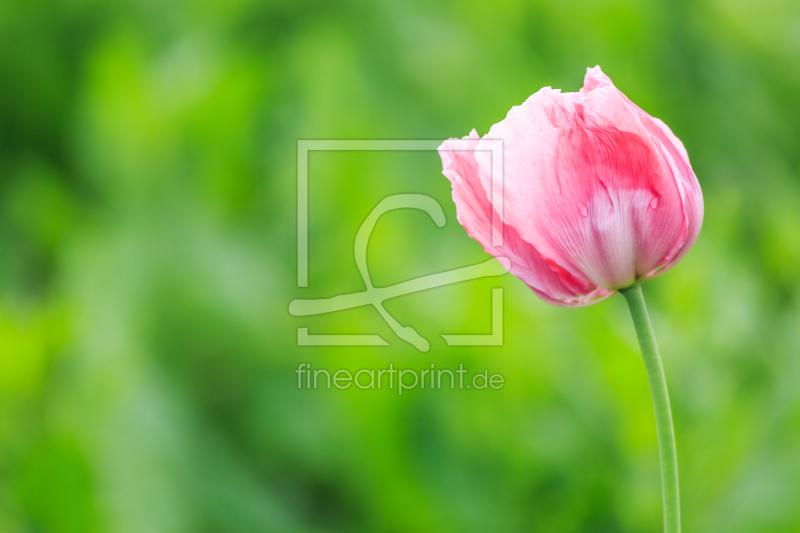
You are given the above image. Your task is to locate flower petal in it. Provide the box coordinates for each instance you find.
[439,130,613,306]
[477,69,687,289]
[639,116,704,275]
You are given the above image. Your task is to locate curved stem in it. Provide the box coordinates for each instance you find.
[620,284,681,533]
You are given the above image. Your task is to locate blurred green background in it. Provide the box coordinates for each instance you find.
[2,0,800,531]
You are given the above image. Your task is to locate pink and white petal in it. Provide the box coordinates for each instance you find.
[580,65,615,96]
[640,116,704,274]
[585,70,702,275]
[578,86,688,281]
[477,82,686,289]
[439,131,611,306]
[474,88,596,283]
[579,82,703,280]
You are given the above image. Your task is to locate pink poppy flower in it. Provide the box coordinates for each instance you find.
[439,66,703,306]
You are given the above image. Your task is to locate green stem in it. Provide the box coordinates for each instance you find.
[620,284,681,533]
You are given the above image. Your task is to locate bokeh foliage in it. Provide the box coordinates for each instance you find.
[1,0,800,531]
